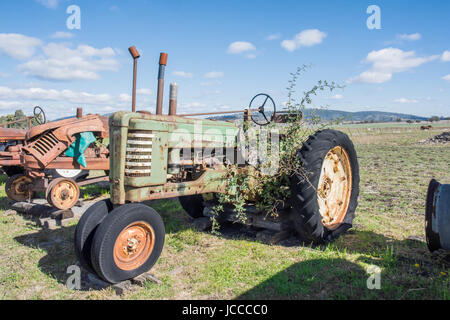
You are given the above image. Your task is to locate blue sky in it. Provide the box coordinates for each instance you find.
[0,0,449,119]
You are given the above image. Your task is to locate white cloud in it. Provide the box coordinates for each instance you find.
[442,51,450,62]
[331,94,343,100]
[0,33,42,60]
[442,74,450,82]
[349,71,392,84]
[51,31,74,39]
[172,71,194,78]
[204,71,224,79]
[281,29,327,52]
[18,43,119,81]
[245,53,257,59]
[266,34,281,40]
[0,86,115,105]
[0,101,22,110]
[35,0,60,9]
[348,48,439,84]
[396,33,421,41]
[394,98,419,104]
[118,93,131,102]
[137,88,152,95]
[0,72,10,78]
[227,41,256,54]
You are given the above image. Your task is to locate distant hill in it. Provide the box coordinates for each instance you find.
[301,109,428,122]
[208,108,429,123]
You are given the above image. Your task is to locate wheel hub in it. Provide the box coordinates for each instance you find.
[47,178,80,210]
[6,175,33,202]
[317,146,352,229]
[114,222,155,271]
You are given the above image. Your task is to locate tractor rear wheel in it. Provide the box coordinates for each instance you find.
[290,129,359,244]
[74,199,113,273]
[5,174,33,202]
[90,203,165,283]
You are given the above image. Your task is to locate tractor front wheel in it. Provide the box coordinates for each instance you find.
[290,129,360,244]
[46,178,80,210]
[74,199,113,273]
[90,203,165,283]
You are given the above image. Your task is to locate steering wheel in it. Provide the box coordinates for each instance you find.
[33,106,46,125]
[249,93,276,126]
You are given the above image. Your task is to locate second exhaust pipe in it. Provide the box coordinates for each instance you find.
[156,52,168,115]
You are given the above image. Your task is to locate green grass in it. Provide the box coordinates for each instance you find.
[0,126,449,299]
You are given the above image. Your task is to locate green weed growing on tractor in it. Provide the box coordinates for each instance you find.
[210,66,345,232]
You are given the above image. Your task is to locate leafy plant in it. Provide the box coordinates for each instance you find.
[210,66,344,231]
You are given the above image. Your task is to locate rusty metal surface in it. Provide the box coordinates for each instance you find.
[128,46,140,113]
[180,108,259,117]
[77,175,109,187]
[156,53,168,115]
[0,128,27,141]
[122,169,227,204]
[23,115,108,167]
[22,154,109,170]
[26,114,108,140]
[168,83,178,116]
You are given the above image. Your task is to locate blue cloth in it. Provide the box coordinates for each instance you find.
[65,132,96,168]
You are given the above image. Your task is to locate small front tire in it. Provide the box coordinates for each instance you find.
[90,203,165,283]
[74,199,113,273]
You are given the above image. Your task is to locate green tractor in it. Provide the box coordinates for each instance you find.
[75,47,359,283]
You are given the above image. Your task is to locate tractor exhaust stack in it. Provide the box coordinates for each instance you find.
[156,53,168,115]
[168,83,178,116]
[128,46,140,113]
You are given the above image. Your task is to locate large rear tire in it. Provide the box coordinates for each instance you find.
[290,129,359,244]
[90,203,165,283]
[74,199,113,273]
[5,174,33,202]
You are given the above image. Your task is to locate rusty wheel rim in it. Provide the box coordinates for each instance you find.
[113,221,155,271]
[317,146,352,230]
[7,175,33,201]
[50,179,79,210]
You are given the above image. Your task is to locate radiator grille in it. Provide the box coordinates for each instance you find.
[29,131,59,156]
[125,130,154,177]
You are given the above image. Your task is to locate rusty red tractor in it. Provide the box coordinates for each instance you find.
[74,47,360,284]
[2,107,110,210]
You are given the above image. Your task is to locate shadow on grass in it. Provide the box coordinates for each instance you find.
[12,197,193,291]
[237,230,449,299]
[10,197,449,297]
[237,258,370,299]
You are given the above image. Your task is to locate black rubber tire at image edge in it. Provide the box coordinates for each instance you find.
[74,199,113,273]
[90,203,165,284]
[290,129,360,244]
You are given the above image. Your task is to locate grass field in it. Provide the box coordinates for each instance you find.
[0,126,449,300]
